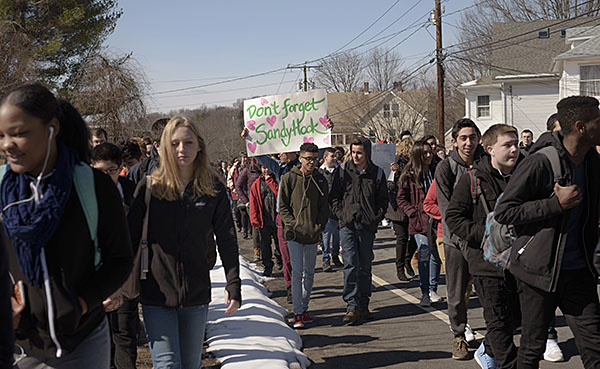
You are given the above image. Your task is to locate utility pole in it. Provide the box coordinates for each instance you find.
[434,0,445,143]
[287,63,321,91]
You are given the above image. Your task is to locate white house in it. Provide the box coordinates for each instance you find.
[458,18,600,141]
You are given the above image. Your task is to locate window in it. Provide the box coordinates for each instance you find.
[392,103,400,118]
[560,28,566,38]
[477,95,490,118]
[538,28,550,38]
[580,65,600,96]
[383,103,390,118]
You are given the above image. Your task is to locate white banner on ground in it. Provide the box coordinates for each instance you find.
[371,143,396,179]
[243,90,330,156]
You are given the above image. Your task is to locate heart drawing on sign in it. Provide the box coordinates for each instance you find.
[247,142,257,154]
[266,116,276,127]
[246,120,256,131]
[323,136,330,145]
[261,98,268,106]
[318,115,328,129]
[304,137,314,144]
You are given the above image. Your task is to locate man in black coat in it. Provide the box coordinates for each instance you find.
[496,96,600,368]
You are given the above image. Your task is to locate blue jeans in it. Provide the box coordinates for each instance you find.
[340,226,376,311]
[142,304,208,369]
[15,318,110,369]
[321,218,340,264]
[414,233,441,295]
[288,241,318,314]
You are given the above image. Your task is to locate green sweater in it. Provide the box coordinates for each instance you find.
[279,165,329,244]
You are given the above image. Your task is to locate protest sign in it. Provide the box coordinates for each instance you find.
[243,90,330,156]
[371,143,396,179]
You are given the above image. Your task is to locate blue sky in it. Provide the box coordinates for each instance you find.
[104,0,473,112]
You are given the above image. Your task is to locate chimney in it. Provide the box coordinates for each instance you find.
[393,81,403,92]
[363,82,369,94]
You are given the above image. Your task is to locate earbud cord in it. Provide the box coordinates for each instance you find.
[2,128,53,211]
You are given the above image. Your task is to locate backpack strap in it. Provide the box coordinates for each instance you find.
[468,169,490,214]
[73,163,100,270]
[536,146,562,183]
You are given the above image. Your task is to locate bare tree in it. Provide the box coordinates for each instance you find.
[451,0,600,81]
[366,48,405,91]
[69,52,148,142]
[0,21,36,96]
[314,51,364,92]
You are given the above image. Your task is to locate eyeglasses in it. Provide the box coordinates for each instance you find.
[300,156,318,162]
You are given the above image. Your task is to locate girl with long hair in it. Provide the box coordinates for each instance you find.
[397,140,441,306]
[127,116,241,369]
[0,83,132,368]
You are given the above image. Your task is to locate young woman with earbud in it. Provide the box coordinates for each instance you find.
[0,83,133,368]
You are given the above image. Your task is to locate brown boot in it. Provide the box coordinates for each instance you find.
[342,310,361,325]
[253,248,261,262]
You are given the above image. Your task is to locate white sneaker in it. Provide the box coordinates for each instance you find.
[381,219,390,227]
[429,290,443,303]
[465,324,476,343]
[544,338,564,362]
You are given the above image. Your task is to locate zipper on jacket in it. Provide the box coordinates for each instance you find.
[581,161,595,277]
[517,235,535,256]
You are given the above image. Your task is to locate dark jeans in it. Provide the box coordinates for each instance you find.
[444,243,471,337]
[259,225,279,270]
[340,226,376,311]
[473,274,520,369]
[392,220,416,273]
[232,199,242,229]
[517,268,600,369]
[109,297,139,369]
[239,206,251,236]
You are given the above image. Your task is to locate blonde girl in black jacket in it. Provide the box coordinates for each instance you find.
[128,116,241,369]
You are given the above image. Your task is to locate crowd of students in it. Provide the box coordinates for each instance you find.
[2,81,600,369]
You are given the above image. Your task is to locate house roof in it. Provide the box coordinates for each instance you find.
[490,18,600,76]
[554,26,600,61]
[327,89,430,134]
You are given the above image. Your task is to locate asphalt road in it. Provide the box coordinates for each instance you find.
[237,225,586,369]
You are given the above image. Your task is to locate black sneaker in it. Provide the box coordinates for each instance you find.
[332,256,343,267]
[323,261,333,272]
[405,264,415,279]
[396,268,410,282]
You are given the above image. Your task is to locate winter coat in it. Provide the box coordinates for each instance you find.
[0,232,12,368]
[227,164,241,201]
[330,138,389,233]
[8,170,132,360]
[435,146,485,248]
[445,154,516,277]
[423,180,443,238]
[495,131,600,292]
[118,175,136,207]
[128,146,160,185]
[279,166,329,244]
[385,155,409,222]
[319,164,339,220]
[235,165,260,204]
[127,177,241,307]
[397,170,432,235]
[249,175,278,229]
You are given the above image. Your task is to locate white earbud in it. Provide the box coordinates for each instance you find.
[48,126,55,139]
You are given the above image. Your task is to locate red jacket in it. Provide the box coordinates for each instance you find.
[397,173,428,235]
[249,175,279,229]
[423,179,444,238]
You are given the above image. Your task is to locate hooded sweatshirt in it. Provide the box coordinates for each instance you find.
[330,137,389,233]
[445,154,520,277]
[278,166,329,244]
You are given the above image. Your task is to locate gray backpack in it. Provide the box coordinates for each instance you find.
[480,146,562,269]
